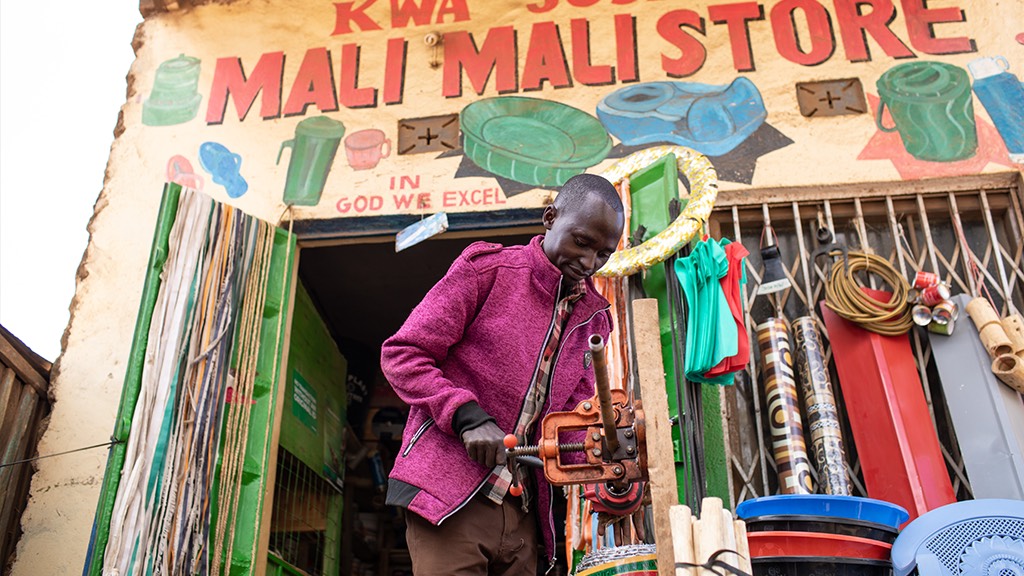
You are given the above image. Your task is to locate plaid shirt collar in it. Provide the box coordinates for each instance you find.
[481,277,585,508]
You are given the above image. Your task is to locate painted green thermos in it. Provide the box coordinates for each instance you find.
[278,116,346,206]
[876,61,977,162]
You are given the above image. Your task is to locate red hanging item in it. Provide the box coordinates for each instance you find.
[821,289,955,522]
[704,241,750,378]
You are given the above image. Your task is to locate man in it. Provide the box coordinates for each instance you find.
[380,173,625,575]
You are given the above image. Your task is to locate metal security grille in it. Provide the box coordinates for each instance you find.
[710,177,1024,505]
[269,449,342,575]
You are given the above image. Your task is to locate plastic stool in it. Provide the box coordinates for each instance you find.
[891,499,1024,575]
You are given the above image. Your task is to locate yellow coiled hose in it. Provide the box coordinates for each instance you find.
[824,251,914,336]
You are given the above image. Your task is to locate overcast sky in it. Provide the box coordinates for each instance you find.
[1,2,143,360]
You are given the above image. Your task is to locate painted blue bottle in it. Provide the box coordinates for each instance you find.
[969,56,1024,164]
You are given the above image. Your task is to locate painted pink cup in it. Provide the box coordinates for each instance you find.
[345,129,391,170]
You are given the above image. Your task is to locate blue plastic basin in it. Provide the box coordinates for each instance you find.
[736,495,909,529]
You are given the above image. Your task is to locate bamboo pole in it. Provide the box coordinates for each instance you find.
[967,297,1013,358]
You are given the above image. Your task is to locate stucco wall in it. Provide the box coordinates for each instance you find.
[13,0,1023,573]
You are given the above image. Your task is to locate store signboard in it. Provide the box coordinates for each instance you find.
[124,0,1021,225]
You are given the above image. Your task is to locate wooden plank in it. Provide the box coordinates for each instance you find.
[298,224,545,249]
[0,368,18,446]
[0,332,48,398]
[633,298,679,576]
[715,172,1019,207]
[290,207,546,242]
[0,381,40,553]
[0,324,50,374]
[0,395,44,564]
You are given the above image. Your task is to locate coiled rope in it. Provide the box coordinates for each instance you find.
[824,251,914,336]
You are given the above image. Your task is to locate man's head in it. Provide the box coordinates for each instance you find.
[542,174,625,283]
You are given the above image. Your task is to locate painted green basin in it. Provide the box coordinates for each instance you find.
[461,96,612,187]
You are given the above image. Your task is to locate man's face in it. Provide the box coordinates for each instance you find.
[542,196,623,283]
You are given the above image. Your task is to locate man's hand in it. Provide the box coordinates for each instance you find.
[461,422,507,468]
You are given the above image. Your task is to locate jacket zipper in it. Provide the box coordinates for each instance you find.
[542,303,609,565]
[549,305,610,377]
[401,417,434,457]
[440,284,564,528]
[546,482,557,573]
[437,475,491,525]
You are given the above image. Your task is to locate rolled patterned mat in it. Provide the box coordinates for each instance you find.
[756,318,814,495]
[793,316,852,496]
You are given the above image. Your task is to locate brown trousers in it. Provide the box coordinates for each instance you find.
[405,494,539,575]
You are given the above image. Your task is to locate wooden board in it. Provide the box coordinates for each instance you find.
[0,331,48,397]
[633,298,680,576]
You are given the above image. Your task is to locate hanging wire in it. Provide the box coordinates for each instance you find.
[0,440,122,469]
[951,207,999,310]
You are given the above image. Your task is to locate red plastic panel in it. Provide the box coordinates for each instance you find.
[747,531,891,560]
[821,290,955,522]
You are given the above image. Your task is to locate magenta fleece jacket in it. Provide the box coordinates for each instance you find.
[380,235,612,562]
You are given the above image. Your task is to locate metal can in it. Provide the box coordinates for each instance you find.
[913,270,940,290]
[912,304,934,326]
[920,283,951,307]
[928,318,955,336]
[907,288,921,305]
[932,300,959,325]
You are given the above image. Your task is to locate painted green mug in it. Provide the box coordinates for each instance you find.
[876,61,977,162]
[278,116,346,206]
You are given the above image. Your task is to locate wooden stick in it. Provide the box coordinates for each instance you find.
[690,516,701,574]
[697,497,724,566]
[669,506,695,576]
[733,520,752,573]
[721,508,737,566]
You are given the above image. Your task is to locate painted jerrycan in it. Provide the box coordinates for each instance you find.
[876,61,977,162]
[143,54,202,126]
[969,56,1024,164]
[278,116,346,206]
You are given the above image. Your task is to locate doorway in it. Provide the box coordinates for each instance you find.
[280,228,541,575]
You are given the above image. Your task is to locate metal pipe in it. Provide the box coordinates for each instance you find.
[590,334,620,455]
